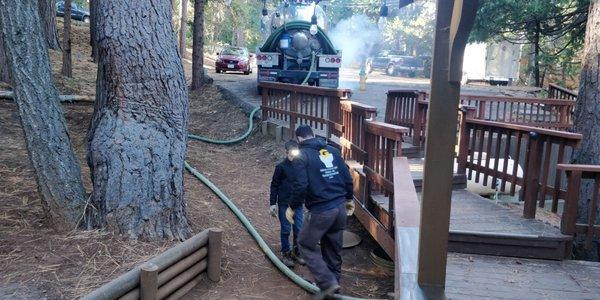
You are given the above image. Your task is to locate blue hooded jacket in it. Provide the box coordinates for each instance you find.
[289,138,354,213]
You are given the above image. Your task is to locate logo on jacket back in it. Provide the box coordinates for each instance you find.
[319,149,339,179]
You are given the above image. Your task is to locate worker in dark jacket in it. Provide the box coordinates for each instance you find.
[286,125,355,297]
[269,140,306,268]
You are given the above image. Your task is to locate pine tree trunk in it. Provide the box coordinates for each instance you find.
[0,0,87,229]
[179,0,188,59]
[191,0,206,90]
[533,25,541,87]
[38,0,61,50]
[89,0,98,62]
[61,0,72,77]
[89,0,191,240]
[0,33,10,83]
[572,0,600,261]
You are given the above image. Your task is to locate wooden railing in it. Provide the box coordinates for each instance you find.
[83,228,223,300]
[457,113,582,219]
[340,100,377,164]
[556,164,600,251]
[457,94,575,130]
[386,91,576,148]
[352,121,409,258]
[259,82,349,139]
[385,90,427,147]
[548,83,578,101]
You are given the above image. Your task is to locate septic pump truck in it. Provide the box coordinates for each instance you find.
[256,0,342,94]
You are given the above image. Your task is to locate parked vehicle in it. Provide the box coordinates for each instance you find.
[365,51,401,73]
[365,53,424,77]
[215,47,253,75]
[462,41,522,86]
[56,1,90,23]
[256,0,341,93]
[385,56,424,77]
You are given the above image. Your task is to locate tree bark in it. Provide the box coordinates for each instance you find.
[38,0,61,50]
[179,0,188,59]
[533,23,541,87]
[0,33,10,83]
[89,0,191,240]
[90,0,98,62]
[61,0,72,77]
[0,0,87,229]
[572,0,600,261]
[191,0,206,90]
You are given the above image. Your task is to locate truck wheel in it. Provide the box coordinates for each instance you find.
[386,65,396,76]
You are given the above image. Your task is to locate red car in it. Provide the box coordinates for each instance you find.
[215,47,253,75]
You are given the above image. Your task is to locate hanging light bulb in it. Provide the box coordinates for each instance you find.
[378,1,389,31]
[309,14,318,35]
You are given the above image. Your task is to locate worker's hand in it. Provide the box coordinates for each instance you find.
[285,207,295,224]
[345,200,355,216]
[269,205,277,217]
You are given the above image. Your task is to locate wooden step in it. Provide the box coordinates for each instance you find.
[407,158,467,191]
[371,188,572,260]
[401,142,422,158]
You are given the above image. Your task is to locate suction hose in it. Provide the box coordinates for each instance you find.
[185,108,366,300]
[188,107,261,144]
[301,52,317,86]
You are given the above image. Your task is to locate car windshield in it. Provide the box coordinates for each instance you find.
[221,48,246,56]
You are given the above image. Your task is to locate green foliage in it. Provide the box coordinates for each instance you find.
[201,0,263,51]
[382,1,435,56]
[471,0,589,86]
[327,0,380,24]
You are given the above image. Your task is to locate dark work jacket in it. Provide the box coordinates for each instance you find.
[269,159,297,206]
[289,138,354,213]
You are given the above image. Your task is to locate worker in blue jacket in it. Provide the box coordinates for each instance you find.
[286,125,355,297]
[269,140,306,268]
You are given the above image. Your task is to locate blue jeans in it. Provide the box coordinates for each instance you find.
[278,204,303,253]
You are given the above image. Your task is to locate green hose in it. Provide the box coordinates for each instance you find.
[185,108,367,300]
[301,52,317,86]
[188,107,261,144]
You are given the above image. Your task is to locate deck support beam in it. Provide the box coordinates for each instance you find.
[417,0,479,290]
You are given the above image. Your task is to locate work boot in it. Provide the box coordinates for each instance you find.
[313,284,341,300]
[281,251,295,268]
[292,249,306,265]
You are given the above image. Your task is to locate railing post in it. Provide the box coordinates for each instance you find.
[457,107,472,174]
[290,92,298,132]
[261,86,268,121]
[140,262,158,300]
[561,169,581,258]
[478,100,486,119]
[559,105,568,127]
[413,102,425,147]
[523,132,543,219]
[208,228,223,282]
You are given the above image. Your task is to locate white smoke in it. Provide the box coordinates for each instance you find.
[328,15,382,69]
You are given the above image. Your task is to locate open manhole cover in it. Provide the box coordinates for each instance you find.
[342,230,361,248]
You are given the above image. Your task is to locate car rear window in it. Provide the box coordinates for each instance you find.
[222,48,246,56]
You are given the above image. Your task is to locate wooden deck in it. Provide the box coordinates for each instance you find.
[374,176,571,260]
[445,253,600,299]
